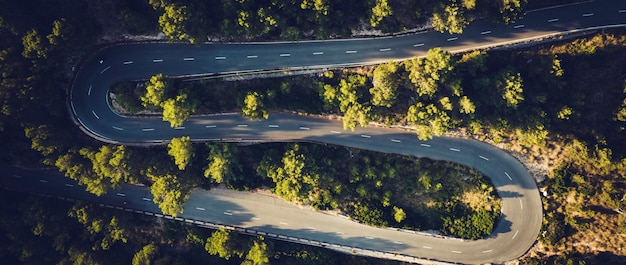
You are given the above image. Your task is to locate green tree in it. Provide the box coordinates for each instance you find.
[496,0,527,24]
[162,93,194,127]
[241,91,269,120]
[393,206,406,223]
[369,0,392,27]
[22,29,48,59]
[167,136,194,171]
[458,96,476,114]
[204,143,242,187]
[68,203,128,251]
[259,144,320,203]
[406,48,456,98]
[242,237,271,265]
[496,69,524,108]
[78,145,138,195]
[141,73,170,109]
[205,228,244,260]
[370,61,399,107]
[148,173,190,216]
[132,244,159,265]
[432,2,469,34]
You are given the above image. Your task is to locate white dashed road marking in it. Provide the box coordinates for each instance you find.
[153,59,163,63]
[481,30,492,35]
[360,135,371,138]
[92,111,100,119]
[183,57,194,61]
[116,193,125,197]
[582,13,594,17]
[346,50,357,54]
[279,222,288,225]
[205,125,216,128]
[413,43,425,47]
[391,139,401,143]
[280,53,291,57]
[313,52,324,55]
[142,197,151,201]
[237,124,248,127]
[505,172,512,181]
[422,246,432,249]
[299,126,310,130]
[620,10,626,13]
[447,37,458,41]
[112,126,123,131]
[252,217,261,220]
[513,24,525,29]
[13,175,22,178]
[519,199,524,210]
[548,18,559,22]
[268,125,279,128]
[449,148,460,152]
[142,128,155,132]
[174,126,185,130]
[479,155,490,161]
[123,61,133,65]
[393,241,403,245]
[306,227,316,230]
[330,130,341,134]
[223,212,233,216]
[39,179,48,183]
[379,48,392,52]
[365,236,374,239]
[215,56,226,60]
[100,66,111,74]
[420,143,431,147]
[452,250,462,254]
[65,184,74,187]
[88,85,92,95]
[483,249,493,253]
[512,230,519,240]
[247,55,258,59]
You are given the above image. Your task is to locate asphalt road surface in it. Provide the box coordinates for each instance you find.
[4,1,626,264]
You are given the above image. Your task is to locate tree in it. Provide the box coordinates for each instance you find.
[406,48,455,98]
[393,206,406,223]
[162,93,193,127]
[148,173,190,216]
[167,136,194,170]
[370,0,392,27]
[205,228,244,260]
[432,2,470,34]
[259,144,320,203]
[132,244,159,265]
[496,0,527,25]
[458,96,476,114]
[242,237,271,265]
[496,69,524,108]
[241,91,269,120]
[68,203,128,251]
[204,143,242,187]
[78,145,138,195]
[141,73,170,109]
[370,62,399,107]
[22,29,48,59]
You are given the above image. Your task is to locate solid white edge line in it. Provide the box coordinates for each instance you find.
[91,110,100,119]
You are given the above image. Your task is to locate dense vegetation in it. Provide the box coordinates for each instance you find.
[3,0,626,264]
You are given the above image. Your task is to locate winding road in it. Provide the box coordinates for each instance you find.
[2,0,625,264]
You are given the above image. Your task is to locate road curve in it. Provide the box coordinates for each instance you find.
[28,0,625,263]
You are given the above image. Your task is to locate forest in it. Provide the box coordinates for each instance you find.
[2,0,626,264]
